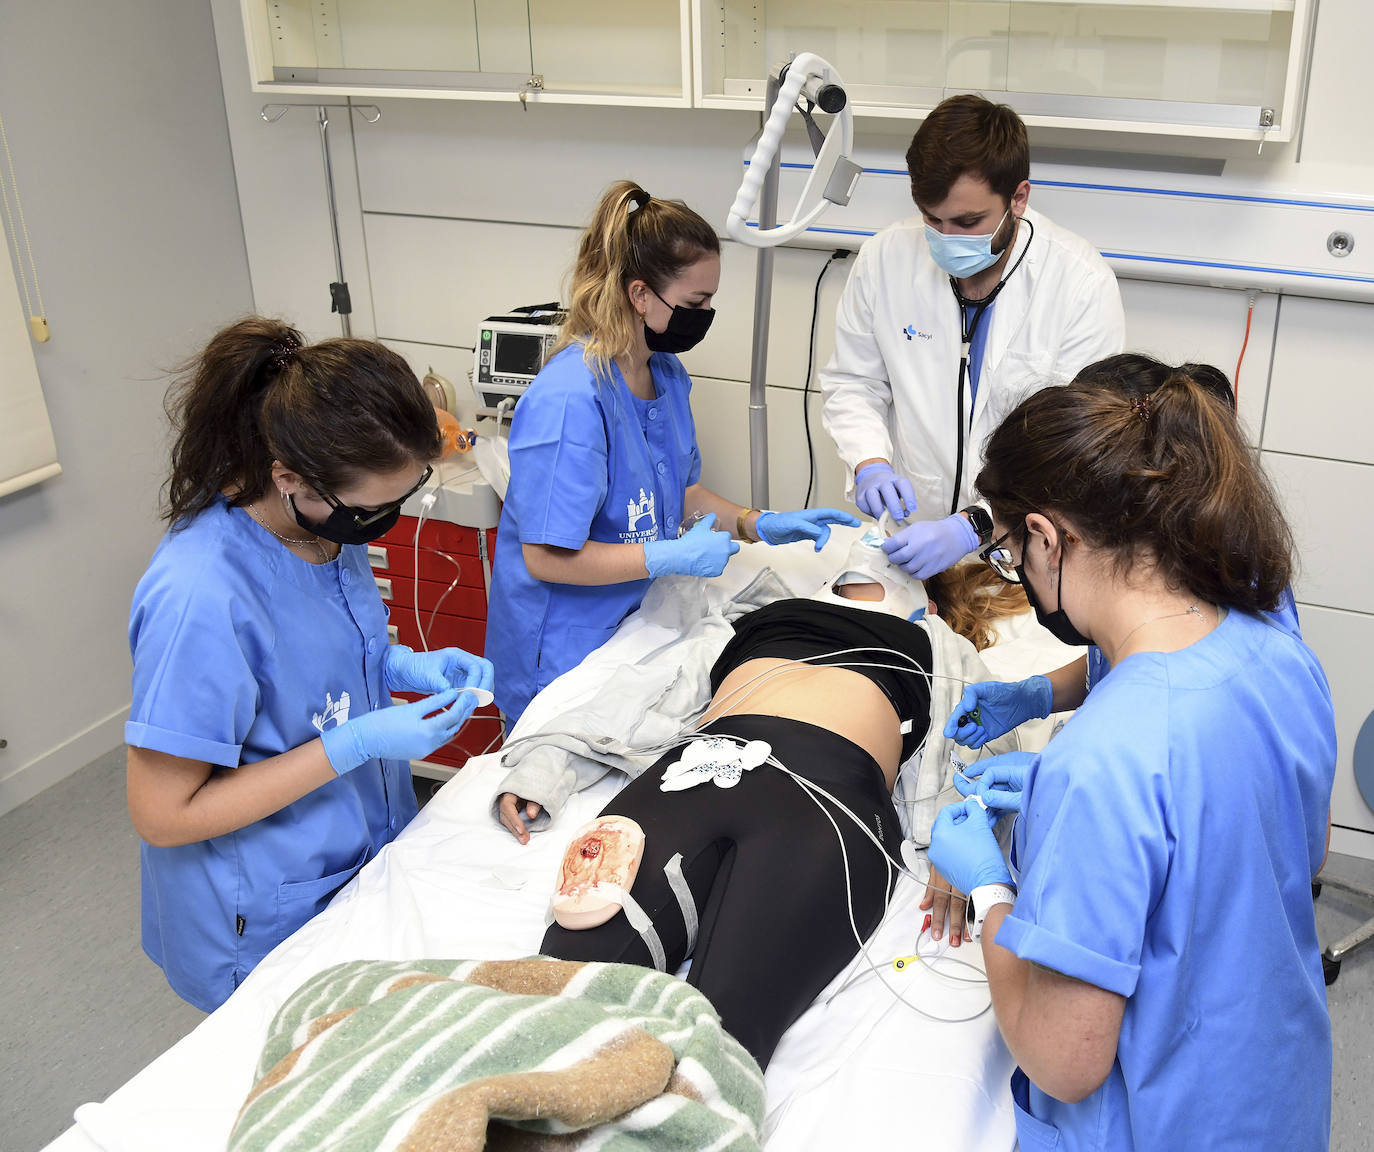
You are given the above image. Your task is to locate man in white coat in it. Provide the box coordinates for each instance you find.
[820,94,1124,579]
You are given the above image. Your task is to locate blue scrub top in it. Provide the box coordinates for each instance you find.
[127,497,416,1012]
[1085,587,1301,692]
[486,345,702,722]
[1004,607,1335,1151]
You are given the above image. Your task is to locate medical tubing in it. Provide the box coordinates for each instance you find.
[569,716,991,1016]
[765,750,991,1021]
[601,644,1001,1015]
[1235,292,1256,406]
[727,53,827,242]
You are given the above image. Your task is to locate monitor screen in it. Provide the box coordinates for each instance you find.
[493,332,544,377]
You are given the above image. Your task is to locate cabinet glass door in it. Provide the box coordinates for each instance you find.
[701,1,1305,139]
[251,1,687,102]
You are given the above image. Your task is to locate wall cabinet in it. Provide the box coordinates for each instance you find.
[696,1,1313,141]
[242,0,693,106]
[243,1,1312,139]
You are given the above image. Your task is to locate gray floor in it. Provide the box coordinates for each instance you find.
[3,748,1374,1151]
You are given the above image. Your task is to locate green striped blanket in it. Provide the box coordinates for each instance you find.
[229,957,766,1151]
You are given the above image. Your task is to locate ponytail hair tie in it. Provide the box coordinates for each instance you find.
[626,188,651,214]
[1131,393,1154,422]
[266,331,301,375]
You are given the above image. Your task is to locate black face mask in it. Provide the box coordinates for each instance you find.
[1016,527,1091,648]
[644,286,715,354]
[290,494,402,546]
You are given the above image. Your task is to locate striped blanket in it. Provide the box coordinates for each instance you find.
[229,957,766,1151]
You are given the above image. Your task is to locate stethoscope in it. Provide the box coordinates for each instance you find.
[946,216,1035,516]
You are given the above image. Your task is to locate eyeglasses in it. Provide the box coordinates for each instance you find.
[979,527,1021,585]
[315,464,434,528]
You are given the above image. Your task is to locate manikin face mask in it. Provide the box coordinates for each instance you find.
[808,520,927,622]
[924,209,1011,279]
[643,286,715,354]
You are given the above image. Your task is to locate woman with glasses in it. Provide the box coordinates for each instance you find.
[928,372,1335,1150]
[126,316,494,1012]
[945,354,1300,751]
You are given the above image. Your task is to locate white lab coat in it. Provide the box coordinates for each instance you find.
[820,206,1125,519]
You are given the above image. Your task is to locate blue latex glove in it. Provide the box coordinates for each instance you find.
[755,507,861,551]
[953,750,1036,814]
[943,675,1054,748]
[854,462,918,522]
[928,799,1014,897]
[880,513,979,579]
[643,513,740,578]
[382,644,495,696]
[320,688,476,775]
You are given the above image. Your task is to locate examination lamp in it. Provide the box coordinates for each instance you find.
[726,52,860,248]
[726,52,862,506]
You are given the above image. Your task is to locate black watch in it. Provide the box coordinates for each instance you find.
[960,504,993,547]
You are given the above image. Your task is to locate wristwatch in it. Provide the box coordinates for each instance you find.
[967,882,1017,942]
[959,504,994,547]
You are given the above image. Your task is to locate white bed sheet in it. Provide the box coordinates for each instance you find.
[50,530,1079,1152]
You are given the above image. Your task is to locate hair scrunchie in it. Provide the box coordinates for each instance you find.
[266,331,301,375]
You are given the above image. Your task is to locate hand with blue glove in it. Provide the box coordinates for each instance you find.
[943,675,1053,748]
[953,750,1036,814]
[382,644,495,697]
[755,507,861,552]
[928,798,1014,898]
[643,513,740,579]
[320,688,476,775]
[854,462,918,523]
[880,513,978,579]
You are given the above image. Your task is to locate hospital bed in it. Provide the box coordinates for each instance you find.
[45,526,1078,1152]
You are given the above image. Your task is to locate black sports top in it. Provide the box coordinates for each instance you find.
[709,599,934,762]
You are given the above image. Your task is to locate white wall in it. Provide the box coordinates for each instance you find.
[204,0,1374,857]
[0,1,253,814]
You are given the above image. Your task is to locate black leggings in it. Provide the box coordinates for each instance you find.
[540,714,900,1069]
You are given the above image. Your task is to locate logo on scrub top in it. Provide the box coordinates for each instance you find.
[627,488,657,535]
[312,690,351,733]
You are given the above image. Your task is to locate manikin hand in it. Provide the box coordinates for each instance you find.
[497,792,544,845]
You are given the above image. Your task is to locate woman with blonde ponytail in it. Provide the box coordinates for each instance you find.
[927,373,1336,1151]
[126,316,493,1013]
[487,181,856,725]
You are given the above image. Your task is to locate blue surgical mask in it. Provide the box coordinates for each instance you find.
[924,209,1011,279]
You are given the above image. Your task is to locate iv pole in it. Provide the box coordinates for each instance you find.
[726,53,859,509]
[261,102,381,337]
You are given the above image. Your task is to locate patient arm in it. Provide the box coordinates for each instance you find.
[981,904,1125,1103]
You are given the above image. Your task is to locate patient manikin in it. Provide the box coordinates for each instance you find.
[551,523,929,927]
